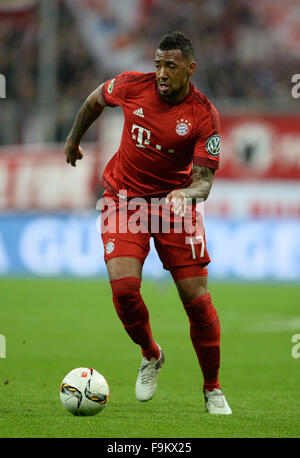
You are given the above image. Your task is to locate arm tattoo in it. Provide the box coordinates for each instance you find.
[67,87,105,145]
[67,99,100,145]
[192,165,214,182]
[85,99,95,114]
[97,84,106,107]
[184,165,215,201]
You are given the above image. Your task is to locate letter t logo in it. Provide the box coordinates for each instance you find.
[131,124,151,148]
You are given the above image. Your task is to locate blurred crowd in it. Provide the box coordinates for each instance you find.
[0,0,299,145]
[138,0,299,100]
[0,2,100,144]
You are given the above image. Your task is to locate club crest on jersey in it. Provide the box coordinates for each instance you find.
[206,135,220,157]
[105,239,115,255]
[176,119,191,136]
[107,78,115,94]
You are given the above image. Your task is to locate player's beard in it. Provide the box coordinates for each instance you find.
[158,73,190,102]
[159,86,181,100]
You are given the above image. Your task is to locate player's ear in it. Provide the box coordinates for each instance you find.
[188,61,197,77]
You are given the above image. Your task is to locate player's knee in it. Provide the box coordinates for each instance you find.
[110,276,141,307]
[183,293,217,326]
[110,277,147,327]
[176,275,208,303]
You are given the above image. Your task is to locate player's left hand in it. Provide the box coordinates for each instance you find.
[165,189,187,217]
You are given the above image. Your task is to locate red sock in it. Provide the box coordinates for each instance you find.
[110,277,160,360]
[183,293,221,392]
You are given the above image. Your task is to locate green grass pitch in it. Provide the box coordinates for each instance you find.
[0,278,299,438]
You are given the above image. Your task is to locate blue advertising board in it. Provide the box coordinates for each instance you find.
[0,212,299,281]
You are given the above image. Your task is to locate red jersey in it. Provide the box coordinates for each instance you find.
[101,72,220,197]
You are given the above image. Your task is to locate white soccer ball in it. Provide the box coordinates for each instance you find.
[60,367,110,416]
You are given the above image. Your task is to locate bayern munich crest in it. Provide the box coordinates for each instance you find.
[176,119,191,136]
[105,240,115,255]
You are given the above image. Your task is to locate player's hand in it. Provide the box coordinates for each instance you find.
[64,140,84,167]
[165,189,187,217]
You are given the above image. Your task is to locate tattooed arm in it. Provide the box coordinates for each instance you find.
[64,84,106,167]
[185,165,215,201]
[166,165,215,216]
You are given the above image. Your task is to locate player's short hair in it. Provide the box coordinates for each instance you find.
[158,31,195,61]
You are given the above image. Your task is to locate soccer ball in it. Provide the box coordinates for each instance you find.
[60,367,110,416]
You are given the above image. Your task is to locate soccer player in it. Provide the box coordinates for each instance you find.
[64,31,231,415]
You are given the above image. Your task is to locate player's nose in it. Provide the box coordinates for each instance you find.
[158,65,169,80]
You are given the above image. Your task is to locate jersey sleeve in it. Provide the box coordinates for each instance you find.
[193,104,221,170]
[101,72,131,107]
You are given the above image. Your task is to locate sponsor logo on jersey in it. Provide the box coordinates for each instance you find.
[107,78,115,94]
[176,119,191,136]
[205,135,220,157]
[131,124,151,148]
[133,107,144,118]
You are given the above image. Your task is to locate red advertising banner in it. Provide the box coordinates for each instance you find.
[0,115,299,212]
[0,144,102,210]
[217,114,300,179]
[0,0,37,18]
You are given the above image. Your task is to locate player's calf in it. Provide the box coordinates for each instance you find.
[110,276,159,360]
[183,293,221,392]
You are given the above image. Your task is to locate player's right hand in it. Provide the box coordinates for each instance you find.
[64,141,84,167]
[165,189,187,217]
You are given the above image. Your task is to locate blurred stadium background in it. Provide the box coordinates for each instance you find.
[1,0,300,439]
[0,0,299,281]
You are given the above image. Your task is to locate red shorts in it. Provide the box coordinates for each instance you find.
[100,191,210,281]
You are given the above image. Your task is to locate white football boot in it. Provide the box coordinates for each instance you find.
[204,389,232,415]
[135,344,165,402]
